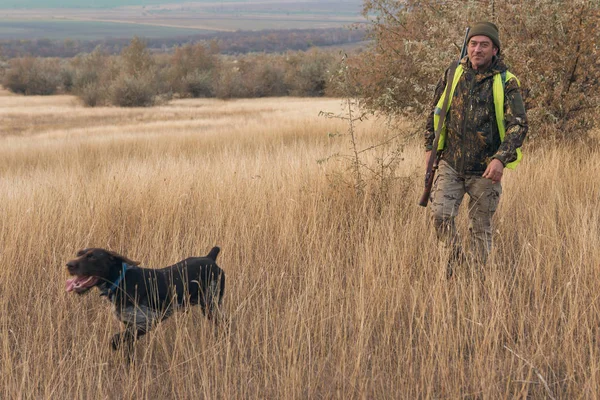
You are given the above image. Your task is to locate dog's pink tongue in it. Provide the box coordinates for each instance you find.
[66,276,99,292]
[66,277,77,292]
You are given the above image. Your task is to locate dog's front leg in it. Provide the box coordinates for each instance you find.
[111,325,147,363]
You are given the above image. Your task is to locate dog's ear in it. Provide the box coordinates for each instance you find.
[105,249,140,266]
[76,248,91,256]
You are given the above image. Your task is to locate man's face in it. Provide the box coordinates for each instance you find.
[467,35,498,71]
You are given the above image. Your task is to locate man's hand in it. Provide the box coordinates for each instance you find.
[483,159,504,184]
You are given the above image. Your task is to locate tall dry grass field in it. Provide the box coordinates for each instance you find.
[1,88,599,399]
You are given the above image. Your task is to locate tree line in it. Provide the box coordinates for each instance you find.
[0,28,366,58]
[1,38,349,106]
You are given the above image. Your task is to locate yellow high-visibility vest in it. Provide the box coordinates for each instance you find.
[433,64,523,169]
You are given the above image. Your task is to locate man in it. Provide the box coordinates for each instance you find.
[424,21,528,275]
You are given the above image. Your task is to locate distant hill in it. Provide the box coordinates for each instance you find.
[1,0,362,10]
[0,1,365,42]
[3,0,207,8]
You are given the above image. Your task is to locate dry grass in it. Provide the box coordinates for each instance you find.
[1,89,599,398]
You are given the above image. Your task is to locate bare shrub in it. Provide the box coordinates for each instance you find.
[214,59,246,99]
[284,49,337,97]
[70,38,160,107]
[109,73,157,107]
[109,37,159,107]
[167,43,218,98]
[59,65,75,93]
[120,37,155,78]
[77,82,106,108]
[181,70,214,98]
[214,49,340,99]
[71,46,116,107]
[2,59,29,94]
[232,54,288,97]
[3,57,61,95]
[320,55,409,200]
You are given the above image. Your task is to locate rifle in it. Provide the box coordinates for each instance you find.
[418,27,470,207]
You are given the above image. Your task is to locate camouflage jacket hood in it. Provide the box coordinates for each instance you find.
[425,55,528,174]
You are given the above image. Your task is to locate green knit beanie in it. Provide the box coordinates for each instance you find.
[467,21,501,54]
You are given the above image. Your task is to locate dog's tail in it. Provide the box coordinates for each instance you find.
[206,246,220,261]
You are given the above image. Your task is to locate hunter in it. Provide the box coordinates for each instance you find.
[425,21,528,275]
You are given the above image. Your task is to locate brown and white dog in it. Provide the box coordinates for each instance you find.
[66,247,225,359]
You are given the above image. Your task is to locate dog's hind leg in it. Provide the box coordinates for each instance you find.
[205,273,227,326]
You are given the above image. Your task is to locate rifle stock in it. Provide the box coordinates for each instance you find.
[418,154,439,207]
[418,174,434,207]
[418,27,470,207]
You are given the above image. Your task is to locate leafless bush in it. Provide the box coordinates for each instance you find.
[238,54,288,97]
[167,43,218,98]
[109,73,157,107]
[180,71,214,98]
[70,38,160,107]
[71,46,117,107]
[284,49,337,97]
[3,57,62,95]
[2,38,346,104]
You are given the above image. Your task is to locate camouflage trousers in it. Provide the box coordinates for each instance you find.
[429,160,502,266]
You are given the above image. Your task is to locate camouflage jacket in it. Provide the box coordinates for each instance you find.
[425,56,528,175]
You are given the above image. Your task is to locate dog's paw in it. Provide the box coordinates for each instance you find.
[110,333,122,351]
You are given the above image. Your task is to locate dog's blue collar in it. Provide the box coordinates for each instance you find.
[104,262,130,297]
